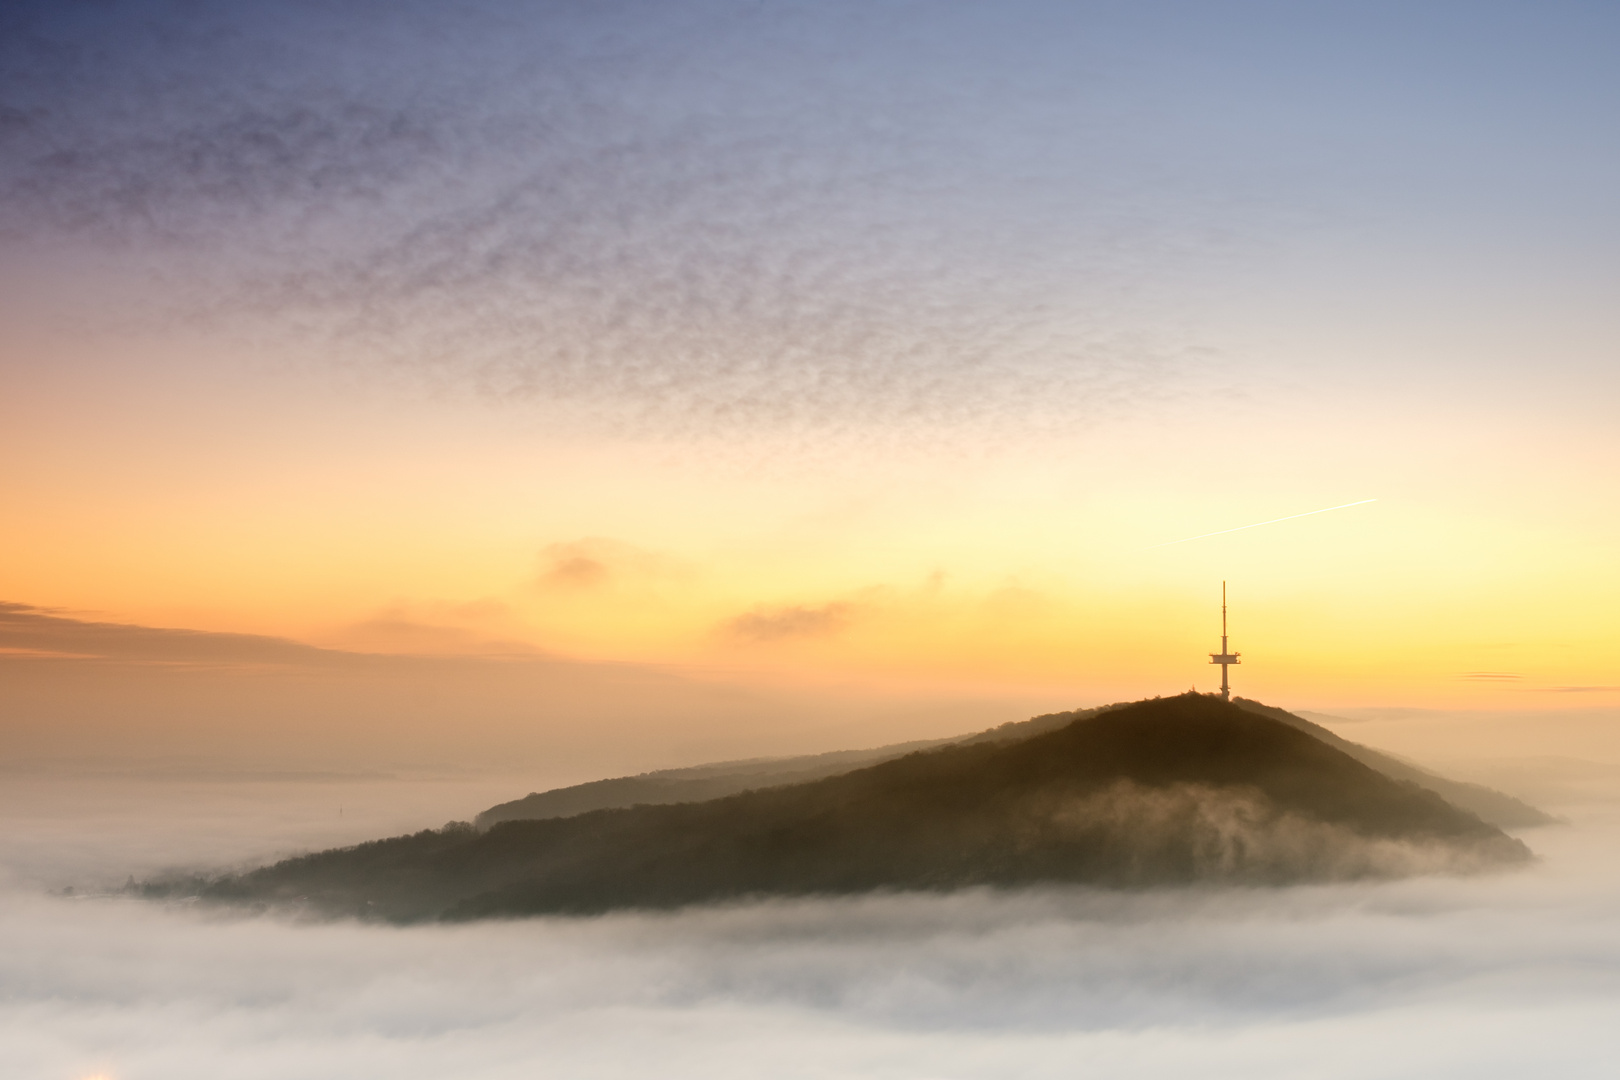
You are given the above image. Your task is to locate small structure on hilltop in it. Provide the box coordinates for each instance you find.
[1209,581,1241,701]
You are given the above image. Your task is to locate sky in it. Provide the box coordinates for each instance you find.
[4,0,1620,772]
[8,8,1620,1077]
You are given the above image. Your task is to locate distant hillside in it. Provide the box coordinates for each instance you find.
[182,695,1530,921]
[1231,699,1556,827]
[474,708,1102,829]
[474,737,963,828]
[477,698,1548,831]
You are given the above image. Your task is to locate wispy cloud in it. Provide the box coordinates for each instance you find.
[722,602,857,643]
[337,601,540,657]
[0,601,347,668]
[535,539,679,592]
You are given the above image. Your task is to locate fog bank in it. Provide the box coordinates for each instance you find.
[4,770,1620,1078]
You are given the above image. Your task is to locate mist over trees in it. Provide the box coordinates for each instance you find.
[160,696,1532,920]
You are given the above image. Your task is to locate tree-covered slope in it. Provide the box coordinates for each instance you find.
[1231,698,1554,827]
[477,700,1548,831]
[189,695,1530,920]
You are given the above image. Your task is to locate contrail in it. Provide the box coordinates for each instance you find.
[1148,499,1376,549]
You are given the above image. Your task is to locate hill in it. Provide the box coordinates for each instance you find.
[475,699,1548,831]
[474,708,1099,828]
[1231,698,1555,827]
[474,736,963,828]
[182,695,1531,920]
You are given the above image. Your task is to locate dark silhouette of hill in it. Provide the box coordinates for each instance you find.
[476,699,1548,831]
[183,695,1530,921]
[474,708,1103,828]
[474,737,963,828]
[1231,698,1556,828]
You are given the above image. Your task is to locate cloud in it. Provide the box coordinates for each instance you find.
[1030,780,1521,882]
[535,539,680,591]
[722,602,857,643]
[0,3,464,241]
[541,552,610,589]
[0,601,348,668]
[0,599,540,668]
[0,0,1232,437]
[337,601,540,657]
[2,804,1620,1079]
[4,726,1620,1080]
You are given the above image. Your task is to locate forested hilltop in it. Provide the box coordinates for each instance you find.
[475,696,1551,831]
[158,695,1534,921]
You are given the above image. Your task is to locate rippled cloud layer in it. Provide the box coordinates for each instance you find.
[22,1,1608,435]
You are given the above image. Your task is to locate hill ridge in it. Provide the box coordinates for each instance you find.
[168,694,1532,920]
[476,697,1547,831]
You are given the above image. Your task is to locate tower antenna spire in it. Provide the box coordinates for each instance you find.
[1209,580,1240,701]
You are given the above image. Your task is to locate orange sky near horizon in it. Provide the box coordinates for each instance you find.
[5,0,1620,773]
[5,328,1618,720]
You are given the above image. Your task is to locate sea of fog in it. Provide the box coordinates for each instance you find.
[5,763,1620,1079]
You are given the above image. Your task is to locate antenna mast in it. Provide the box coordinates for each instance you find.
[1209,581,1240,701]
